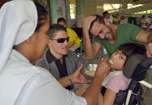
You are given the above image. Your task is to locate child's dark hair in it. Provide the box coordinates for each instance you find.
[117,43,146,61]
[57,18,66,24]
[142,15,146,18]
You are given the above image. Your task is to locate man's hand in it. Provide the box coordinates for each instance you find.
[95,58,110,80]
[75,84,90,96]
[70,64,91,84]
[147,43,152,58]
[83,16,96,34]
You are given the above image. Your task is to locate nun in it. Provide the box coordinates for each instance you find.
[0,0,110,105]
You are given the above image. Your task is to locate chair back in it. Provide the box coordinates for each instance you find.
[123,54,150,81]
[123,54,152,105]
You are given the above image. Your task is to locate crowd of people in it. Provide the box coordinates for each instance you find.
[103,11,120,24]
[141,15,152,31]
[0,0,152,105]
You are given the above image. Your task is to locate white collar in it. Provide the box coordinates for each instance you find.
[102,70,123,86]
[10,50,30,64]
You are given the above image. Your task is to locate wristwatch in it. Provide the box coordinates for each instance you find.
[66,76,73,85]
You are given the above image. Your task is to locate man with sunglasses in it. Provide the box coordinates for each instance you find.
[57,18,81,51]
[35,24,90,96]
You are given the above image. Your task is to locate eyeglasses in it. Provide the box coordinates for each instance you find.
[51,37,69,43]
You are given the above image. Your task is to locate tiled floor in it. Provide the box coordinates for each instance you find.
[76,47,152,105]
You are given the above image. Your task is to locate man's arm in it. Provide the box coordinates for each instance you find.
[83,16,102,59]
[57,76,74,88]
[82,58,110,105]
[68,41,75,48]
[135,30,152,57]
[57,64,90,88]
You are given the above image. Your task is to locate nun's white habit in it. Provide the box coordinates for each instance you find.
[0,0,86,105]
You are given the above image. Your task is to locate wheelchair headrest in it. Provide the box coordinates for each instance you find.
[123,54,152,81]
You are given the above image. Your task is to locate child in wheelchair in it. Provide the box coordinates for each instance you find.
[97,43,146,105]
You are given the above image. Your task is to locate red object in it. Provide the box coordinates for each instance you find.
[0,3,4,5]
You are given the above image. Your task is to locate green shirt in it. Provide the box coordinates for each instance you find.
[94,23,142,57]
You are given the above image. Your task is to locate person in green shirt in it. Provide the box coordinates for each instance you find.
[83,14,152,58]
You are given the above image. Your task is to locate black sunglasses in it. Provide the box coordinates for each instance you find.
[51,37,69,43]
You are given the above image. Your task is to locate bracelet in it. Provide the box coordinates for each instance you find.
[66,76,73,85]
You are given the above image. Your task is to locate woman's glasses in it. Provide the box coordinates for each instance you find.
[51,37,69,43]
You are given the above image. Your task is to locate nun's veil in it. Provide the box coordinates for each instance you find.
[0,0,37,72]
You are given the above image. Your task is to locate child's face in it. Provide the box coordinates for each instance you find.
[110,50,127,70]
[116,14,119,18]
[58,21,67,27]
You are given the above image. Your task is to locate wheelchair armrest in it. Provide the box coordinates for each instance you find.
[139,80,152,89]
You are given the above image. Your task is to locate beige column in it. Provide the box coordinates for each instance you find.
[65,0,71,28]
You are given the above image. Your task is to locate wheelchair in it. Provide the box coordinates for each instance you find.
[101,54,152,105]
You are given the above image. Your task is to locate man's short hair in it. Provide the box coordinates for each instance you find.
[89,14,105,34]
[103,11,109,17]
[57,17,66,24]
[48,24,67,39]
